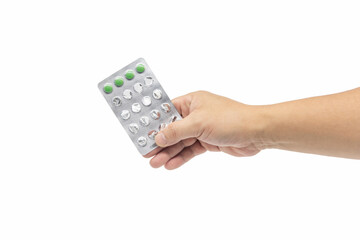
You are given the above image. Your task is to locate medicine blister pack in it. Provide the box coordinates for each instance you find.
[98,58,182,155]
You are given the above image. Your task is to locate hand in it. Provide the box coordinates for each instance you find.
[144,91,266,170]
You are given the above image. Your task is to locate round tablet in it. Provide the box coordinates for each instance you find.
[114,77,124,87]
[123,89,133,100]
[148,130,158,139]
[144,76,153,86]
[133,82,143,93]
[161,103,171,113]
[103,83,113,94]
[112,96,122,106]
[153,89,162,100]
[139,116,150,126]
[131,103,141,113]
[125,70,135,80]
[120,110,130,120]
[142,96,152,106]
[150,110,161,120]
[136,63,145,73]
[129,123,139,134]
[137,136,147,147]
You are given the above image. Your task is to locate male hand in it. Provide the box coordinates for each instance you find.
[144,91,265,170]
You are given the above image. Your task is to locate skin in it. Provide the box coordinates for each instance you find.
[144,88,360,170]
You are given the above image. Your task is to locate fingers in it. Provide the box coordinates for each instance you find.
[164,140,206,170]
[150,138,197,168]
[155,114,201,147]
[150,142,185,168]
[142,147,163,158]
[172,95,192,118]
[171,97,183,115]
[171,96,189,117]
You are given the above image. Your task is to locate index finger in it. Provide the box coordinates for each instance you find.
[142,147,163,158]
[171,94,192,118]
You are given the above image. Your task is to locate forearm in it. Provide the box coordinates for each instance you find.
[258,88,360,159]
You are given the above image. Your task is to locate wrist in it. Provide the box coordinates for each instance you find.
[248,104,280,150]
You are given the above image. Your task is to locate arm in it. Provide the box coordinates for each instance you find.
[261,87,360,159]
[145,89,360,170]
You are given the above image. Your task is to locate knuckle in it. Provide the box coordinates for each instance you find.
[193,90,209,96]
[187,90,208,98]
[196,90,208,94]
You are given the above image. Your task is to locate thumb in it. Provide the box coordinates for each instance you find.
[155,115,200,147]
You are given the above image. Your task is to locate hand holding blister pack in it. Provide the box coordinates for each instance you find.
[98,58,182,155]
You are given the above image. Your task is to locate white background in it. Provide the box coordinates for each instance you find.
[0,0,359,239]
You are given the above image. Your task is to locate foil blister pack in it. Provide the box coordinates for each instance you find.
[98,58,182,155]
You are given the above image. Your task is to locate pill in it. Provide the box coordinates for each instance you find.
[161,103,171,113]
[112,96,122,106]
[103,83,113,94]
[125,70,135,80]
[133,82,143,93]
[153,89,162,99]
[139,116,150,126]
[150,110,161,120]
[142,96,152,106]
[132,103,141,113]
[136,63,145,73]
[129,123,139,134]
[114,77,124,87]
[123,89,133,100]
[137,136,147,147]
[120,110,131,120]
[144,76,154,86]
[148,130,158,139]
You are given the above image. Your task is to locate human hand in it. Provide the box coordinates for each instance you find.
[144,91,266,170]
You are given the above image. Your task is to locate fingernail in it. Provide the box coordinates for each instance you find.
[156,133,167,146]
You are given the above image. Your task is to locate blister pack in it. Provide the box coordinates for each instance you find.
[98,58,182,155]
